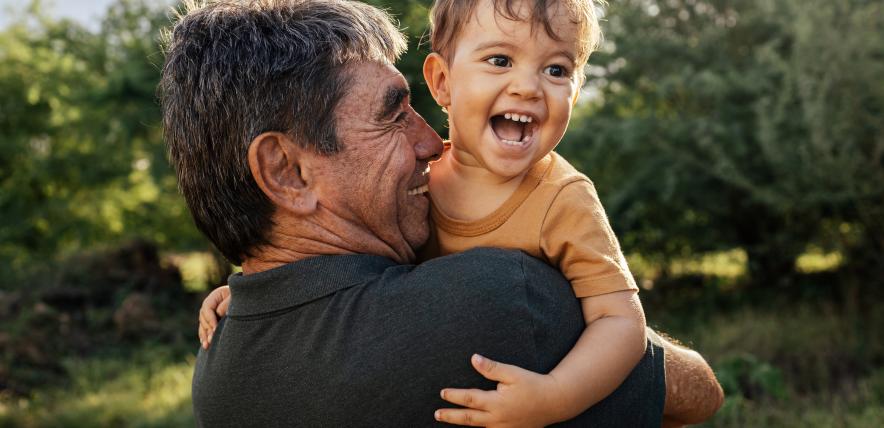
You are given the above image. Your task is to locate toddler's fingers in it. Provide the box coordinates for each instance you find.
[439,388,492,410]
[201,301,219,328]
[198,325,207,349]
[434,408,491,427]
[217,294,231,317]
[470,353,521,384]
[199,305,217,331]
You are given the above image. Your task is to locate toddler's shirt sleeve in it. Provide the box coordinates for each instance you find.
[539,179,638,298]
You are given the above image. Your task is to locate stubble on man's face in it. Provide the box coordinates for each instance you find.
[314,62,441,262]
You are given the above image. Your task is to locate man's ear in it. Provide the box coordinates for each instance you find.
[423,52,451,108]
[248,132,318,216]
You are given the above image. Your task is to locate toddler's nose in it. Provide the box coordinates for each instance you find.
[507,70,542,100]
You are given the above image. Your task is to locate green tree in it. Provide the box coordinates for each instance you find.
[560,0,884,283]
[0,0,204,282]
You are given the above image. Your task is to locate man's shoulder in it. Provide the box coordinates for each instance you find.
[412,247,525,277]
[401,247,567,293]
[374,248,577,331]
[377,248,527,309]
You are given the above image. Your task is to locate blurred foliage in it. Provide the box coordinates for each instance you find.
[0,0,205,284]
[559,0,884,284]
[0,240,202,396]
[0,345,195,427]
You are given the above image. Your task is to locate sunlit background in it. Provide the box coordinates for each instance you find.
[1,0,882,426]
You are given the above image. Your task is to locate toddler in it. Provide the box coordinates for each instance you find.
[421,1,646,425]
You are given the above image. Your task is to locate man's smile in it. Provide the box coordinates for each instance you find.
[407,184,430,195]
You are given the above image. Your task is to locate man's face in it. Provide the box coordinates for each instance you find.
[313,62,443,261]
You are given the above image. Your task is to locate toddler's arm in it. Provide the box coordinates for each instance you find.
[549,290,647,418]
[435,290,646,426]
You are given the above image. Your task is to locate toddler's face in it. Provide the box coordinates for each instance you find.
[443,0,582,178]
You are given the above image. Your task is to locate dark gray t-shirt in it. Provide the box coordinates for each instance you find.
[192,248,664,427]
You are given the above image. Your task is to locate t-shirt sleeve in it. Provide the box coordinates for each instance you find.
[539,179,638,298]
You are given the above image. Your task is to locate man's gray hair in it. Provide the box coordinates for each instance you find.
[160,0,407,264]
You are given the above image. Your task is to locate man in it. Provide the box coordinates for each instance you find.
[160,1,723,426]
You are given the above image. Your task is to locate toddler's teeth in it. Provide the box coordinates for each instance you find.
[520,116,528,123]
[504,113,511,120]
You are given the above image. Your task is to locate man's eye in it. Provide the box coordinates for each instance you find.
[544,64,570,78]
[485,56,511,67]
[395,111,408,123]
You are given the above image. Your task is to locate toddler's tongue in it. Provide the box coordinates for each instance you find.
[491,116,524,141]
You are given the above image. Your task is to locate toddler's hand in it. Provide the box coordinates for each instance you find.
[435,354,565,428]
[198,285,231,349]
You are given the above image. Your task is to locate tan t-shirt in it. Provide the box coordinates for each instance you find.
[424,151,637,298]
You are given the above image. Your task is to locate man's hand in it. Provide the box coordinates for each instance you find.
[198,285,231,349]
[434,354,565,428]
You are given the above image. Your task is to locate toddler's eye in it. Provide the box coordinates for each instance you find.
[544,64,570,78]
[485,55,511,67]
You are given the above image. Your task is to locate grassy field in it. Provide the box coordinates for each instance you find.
[2,251,881,427]
[0,345,195,427]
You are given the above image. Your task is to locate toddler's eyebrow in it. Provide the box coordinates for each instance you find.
[474,41,576,65]
[474,41,517,52]
[377,85,410,122]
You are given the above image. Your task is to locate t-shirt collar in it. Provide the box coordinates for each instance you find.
[226,254,398,317]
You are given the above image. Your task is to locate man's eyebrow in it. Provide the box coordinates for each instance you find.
[376,85,410,122]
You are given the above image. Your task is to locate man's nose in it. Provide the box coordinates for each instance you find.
[507,69,542,100]
[411,109,443,162]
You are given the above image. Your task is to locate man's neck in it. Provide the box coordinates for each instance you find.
[241,212,415,275]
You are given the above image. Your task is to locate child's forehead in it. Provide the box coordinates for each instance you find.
[464,1,581,45]
[431,0,597,65]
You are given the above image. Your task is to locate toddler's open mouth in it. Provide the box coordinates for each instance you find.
[490,113,537,147]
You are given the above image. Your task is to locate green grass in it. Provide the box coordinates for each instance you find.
[672,302,884,427]
[0,346,195,428]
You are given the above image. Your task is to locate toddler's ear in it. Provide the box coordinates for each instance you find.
[572,74,585,107]
[423,53,451,108]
